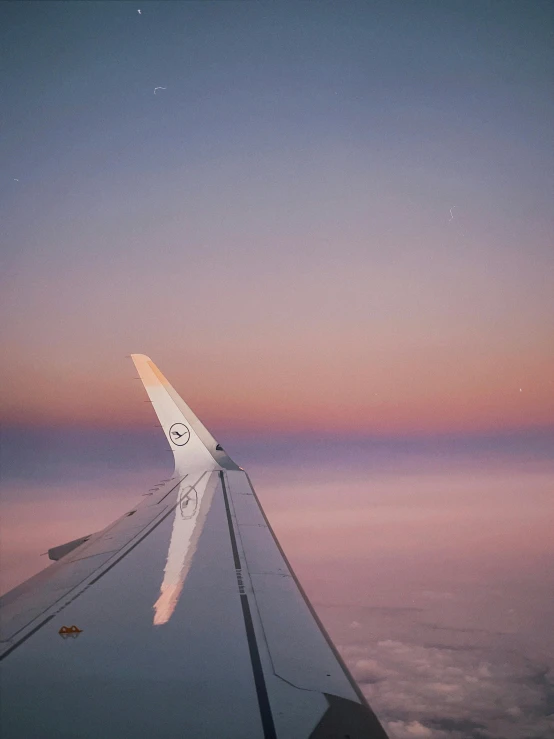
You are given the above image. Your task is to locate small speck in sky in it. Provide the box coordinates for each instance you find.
[154,87,166,94]
[137,9,141,14]
[14,178,19,182]
[519,388,522,392]
[449,206,457,221]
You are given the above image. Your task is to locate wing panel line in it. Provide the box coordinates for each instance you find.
[220,471,277,739]
[0,615,55,662]
[0,503,178,660]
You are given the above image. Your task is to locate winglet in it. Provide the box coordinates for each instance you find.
[131,355,239,474]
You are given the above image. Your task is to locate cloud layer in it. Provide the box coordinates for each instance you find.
[342,640,554,739]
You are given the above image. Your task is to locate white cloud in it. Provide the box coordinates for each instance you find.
[340,639,554,739]
[387,720,445,738]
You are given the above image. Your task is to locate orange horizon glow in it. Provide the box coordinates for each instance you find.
[3,405,553,437]
[2,352,552,435]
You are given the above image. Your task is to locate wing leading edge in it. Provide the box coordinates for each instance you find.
[0,356,388,739]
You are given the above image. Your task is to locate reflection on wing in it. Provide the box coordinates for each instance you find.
[153,472,218,625]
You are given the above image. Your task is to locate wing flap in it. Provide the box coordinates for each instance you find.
[226,470,361,700]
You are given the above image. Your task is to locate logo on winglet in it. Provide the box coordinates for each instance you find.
[169,423,190,446]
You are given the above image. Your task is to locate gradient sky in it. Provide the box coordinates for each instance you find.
[1,1,553,433]
[1,3,553,739]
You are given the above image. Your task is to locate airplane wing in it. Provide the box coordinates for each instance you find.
[0,355,388,739]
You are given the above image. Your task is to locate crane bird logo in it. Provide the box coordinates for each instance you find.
[169,423,191,446]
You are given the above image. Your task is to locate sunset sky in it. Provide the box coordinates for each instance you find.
[1,3,553,738]
[1,1,553,434]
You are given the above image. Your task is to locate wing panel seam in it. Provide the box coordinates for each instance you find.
[0,615,55,662]
[0,503,178,658]
[220,471,277,739]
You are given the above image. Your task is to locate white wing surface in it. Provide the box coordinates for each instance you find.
[0,355,388,738]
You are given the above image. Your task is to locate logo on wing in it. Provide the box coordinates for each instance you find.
[169,422,190,446]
